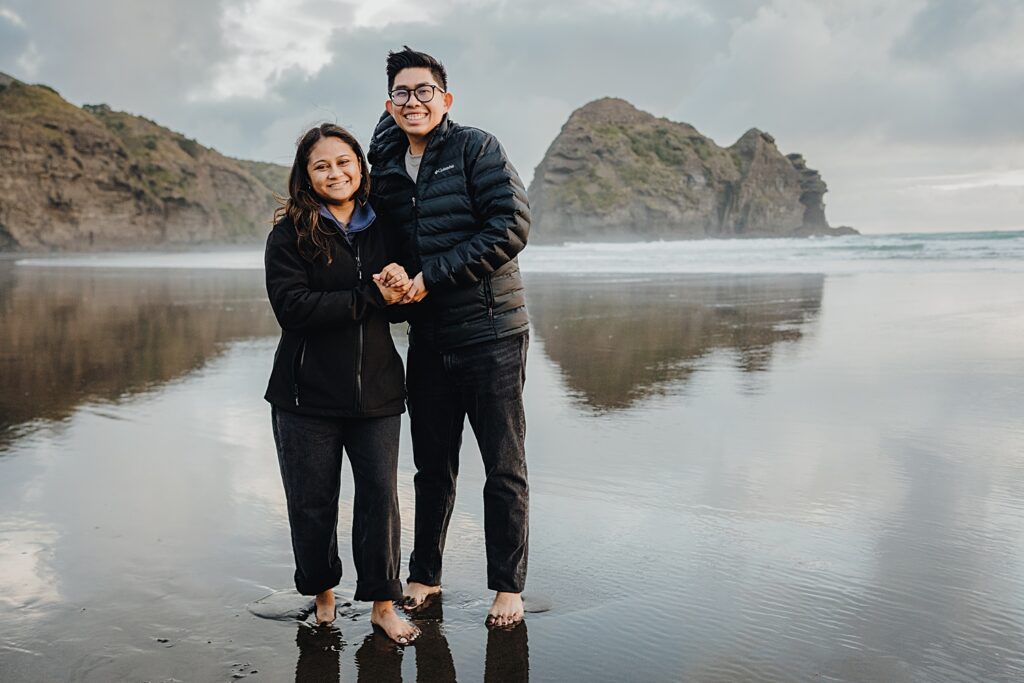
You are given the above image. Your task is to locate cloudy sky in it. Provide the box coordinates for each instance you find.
[2,0,1022,233]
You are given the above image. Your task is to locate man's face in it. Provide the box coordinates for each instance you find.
[385,67,453,143]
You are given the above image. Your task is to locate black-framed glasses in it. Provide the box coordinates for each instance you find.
[389,84,445,106]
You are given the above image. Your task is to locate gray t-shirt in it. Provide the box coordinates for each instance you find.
[405,149,423,181]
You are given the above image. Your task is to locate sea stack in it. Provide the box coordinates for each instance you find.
[528,98,857,243]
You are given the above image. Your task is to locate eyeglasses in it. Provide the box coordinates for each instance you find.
[389,84,445,106]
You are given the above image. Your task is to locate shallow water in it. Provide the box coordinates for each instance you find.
[1,259,1023,682]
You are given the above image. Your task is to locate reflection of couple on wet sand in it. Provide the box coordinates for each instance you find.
[264,46,531,645]
[295,603,530,682]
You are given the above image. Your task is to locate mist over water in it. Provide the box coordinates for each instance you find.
[15,230,1024,274]
[1,239,1023,681]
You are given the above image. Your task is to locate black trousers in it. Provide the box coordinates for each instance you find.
[406,333,529,593]
[271,407,403,602]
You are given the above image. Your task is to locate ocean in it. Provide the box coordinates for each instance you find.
[15,230,1024,274]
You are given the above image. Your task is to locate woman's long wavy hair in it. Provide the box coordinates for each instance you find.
[273,123,371,264]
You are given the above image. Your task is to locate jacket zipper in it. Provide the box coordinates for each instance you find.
[411,196,420,268]
[294,339,306,406]
[485,275,494,322]
[355,242,364,412]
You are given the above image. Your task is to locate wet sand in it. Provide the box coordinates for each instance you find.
[1,263,1023,681]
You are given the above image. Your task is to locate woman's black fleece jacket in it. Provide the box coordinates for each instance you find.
[263,213,405,418]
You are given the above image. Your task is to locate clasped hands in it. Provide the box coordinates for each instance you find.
[373,264,428,305]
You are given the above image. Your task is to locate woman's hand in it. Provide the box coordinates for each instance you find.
[373,263,410,289]
[373,264,412,304]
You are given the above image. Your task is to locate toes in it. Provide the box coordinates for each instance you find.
[395,626,420,645]
[487,613,517,628]
[486,611,523,629]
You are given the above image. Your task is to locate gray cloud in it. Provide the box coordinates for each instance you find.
[893,0,1013,62]
[188,8,730,176]
[1,0,230,114]
[0,8,30,70]
[0,0,1021,232]
[674,1,1024,147]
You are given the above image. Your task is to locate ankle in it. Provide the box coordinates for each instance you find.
[372,600,395,615]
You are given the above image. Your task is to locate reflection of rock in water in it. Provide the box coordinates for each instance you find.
[0,263,278,440]
[525,273,824,411]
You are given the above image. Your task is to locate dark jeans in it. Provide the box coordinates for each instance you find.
[271,407,403,602]
[406,333,529,593]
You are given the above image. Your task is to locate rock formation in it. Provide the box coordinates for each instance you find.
[0,73,288,250]
[528,98,856,242]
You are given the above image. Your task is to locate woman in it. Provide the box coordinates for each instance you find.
[264,123,419,644]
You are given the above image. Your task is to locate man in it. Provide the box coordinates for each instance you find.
[367,46,530,628]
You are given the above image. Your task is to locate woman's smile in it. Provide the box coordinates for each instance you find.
[307,136,361,206]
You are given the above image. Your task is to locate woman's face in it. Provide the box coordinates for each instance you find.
[306,136,361,205]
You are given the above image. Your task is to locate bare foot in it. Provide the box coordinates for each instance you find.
[400,581,441,611]
[371,601,421,645]
[314,589,336,626]
[486,592,524,628]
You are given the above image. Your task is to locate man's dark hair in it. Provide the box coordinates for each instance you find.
[386,46,448,92]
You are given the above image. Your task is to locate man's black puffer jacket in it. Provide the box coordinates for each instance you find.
[367,113,530,351]
[264,214,406,418]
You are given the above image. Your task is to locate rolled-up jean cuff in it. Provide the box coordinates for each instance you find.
[407,572,442,588]
[297,570,343,597]
[488,579,525,593]
[355,579,404,602]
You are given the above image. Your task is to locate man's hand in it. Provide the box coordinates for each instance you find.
[400,272,429,304]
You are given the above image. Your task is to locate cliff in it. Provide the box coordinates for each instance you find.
[528,98,856,242]
[0,73,288,251]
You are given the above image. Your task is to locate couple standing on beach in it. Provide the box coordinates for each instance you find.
[263,47,531,644]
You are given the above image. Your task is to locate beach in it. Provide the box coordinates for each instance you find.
[2,233,1024,682]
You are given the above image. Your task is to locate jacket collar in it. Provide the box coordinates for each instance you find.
[318,200,375,236]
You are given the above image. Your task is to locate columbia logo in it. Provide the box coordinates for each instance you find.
[434,164,455,175]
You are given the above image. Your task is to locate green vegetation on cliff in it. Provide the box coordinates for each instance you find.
[0,73,289,251]
[530,98,856,242]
